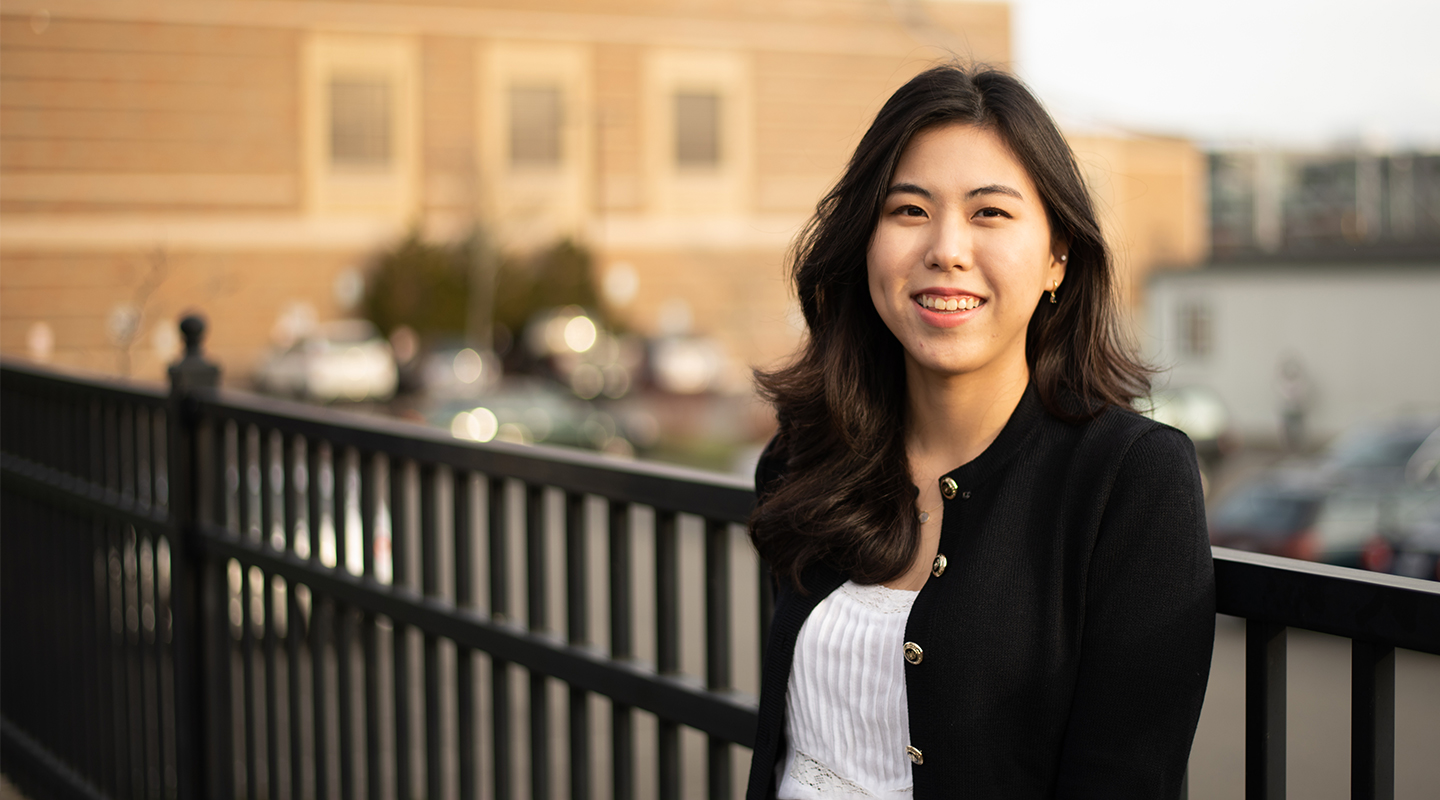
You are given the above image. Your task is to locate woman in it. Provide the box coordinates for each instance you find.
[746,65,1214,799]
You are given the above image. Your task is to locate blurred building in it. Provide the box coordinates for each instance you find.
[1147,147,1440,445]
[1148,263,1440,446]
[1210,149,1440,261]
[1,0,1204,385]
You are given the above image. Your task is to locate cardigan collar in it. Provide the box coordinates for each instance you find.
[940,381,1047,492]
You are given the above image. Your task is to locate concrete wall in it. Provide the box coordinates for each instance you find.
[1146,264,1440,444]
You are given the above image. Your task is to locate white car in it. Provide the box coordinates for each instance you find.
[254,320,398,402]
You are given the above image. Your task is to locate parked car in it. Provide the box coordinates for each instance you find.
[428,378,634,456]
[1365,488,1440,580]
[1209,480,1327,561]
[415,342,502,400]
[1388,503,1440,581]
[1319,419,1440,490]
[253,320,398,402]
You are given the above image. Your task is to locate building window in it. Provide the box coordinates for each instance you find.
[1178,301,1212,359]
[674,91,720,167]
[329,77,393,166]
[509,85,563,166]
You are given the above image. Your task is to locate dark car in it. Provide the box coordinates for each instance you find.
[1209,482,1326,561]
[1320,419,1440,490]
[1376,490,1440,581]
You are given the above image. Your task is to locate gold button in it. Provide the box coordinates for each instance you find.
[931,554,947,577]
[903,641,923,664]
[940,477,958,500]
[906,745,924,765]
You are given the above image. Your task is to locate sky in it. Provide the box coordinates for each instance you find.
[1002,0,1440,149]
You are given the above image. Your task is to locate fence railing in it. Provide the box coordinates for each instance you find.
[2,318,1438,800]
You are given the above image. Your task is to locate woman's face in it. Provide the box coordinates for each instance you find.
[867,123,1066,385]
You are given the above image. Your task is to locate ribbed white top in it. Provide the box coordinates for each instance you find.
[776,580,918,800]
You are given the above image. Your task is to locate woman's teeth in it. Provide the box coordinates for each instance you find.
[918,295,983,312]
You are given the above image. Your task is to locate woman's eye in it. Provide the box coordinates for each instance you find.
[975,207,1011,219]
[894,205,927,218]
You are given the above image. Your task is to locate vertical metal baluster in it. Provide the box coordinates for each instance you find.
[93,517,120,797]
[238,434,258,800]
[61,479,84,779]
[420,464,444,800]
[239,480,259,800]
[1352,640,1395,800]
[391,457,413,800]
[285,434,304,800]
[104,427,135,797]
[310,440,331,800]
[151,531,172,800]
[488,476,513,800]
[208,419,236,800]
[566,490,591,800]
[454,469,478,800]
[1245,619,1286,800]
[334,447,357,800]
[608,501,634,800]
[124,525,148,799]
[360,452,384,800]
[655,510,680,800]
[263,569,282,800]
[120,403,135,504]
[704,519,732,800]
[526,483,550,800]
[259,431,281,800]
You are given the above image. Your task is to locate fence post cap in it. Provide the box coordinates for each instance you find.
[179,315,207,357]
[169,313,221,393]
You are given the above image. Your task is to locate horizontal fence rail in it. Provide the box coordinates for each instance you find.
[3,338,1440,800]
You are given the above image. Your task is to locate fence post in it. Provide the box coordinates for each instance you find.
[167,315,221,799]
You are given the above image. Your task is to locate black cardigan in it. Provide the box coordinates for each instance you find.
[746,387,1215,800]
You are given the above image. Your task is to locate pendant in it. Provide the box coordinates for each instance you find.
[919,511,930,524]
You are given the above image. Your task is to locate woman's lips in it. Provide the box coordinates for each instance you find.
[913,291,985,328]
[916,293,984,312]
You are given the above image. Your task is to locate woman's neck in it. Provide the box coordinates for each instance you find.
[904,358,1030,474]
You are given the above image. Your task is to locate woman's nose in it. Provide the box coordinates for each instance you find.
[925,217,971,271]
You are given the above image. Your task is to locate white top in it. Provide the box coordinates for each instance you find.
[777,580,919,800]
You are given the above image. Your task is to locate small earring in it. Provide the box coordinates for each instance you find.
[1059,254,1068,263]
[1049,281,1059,304]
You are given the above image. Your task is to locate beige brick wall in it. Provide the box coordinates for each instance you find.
[1,16,299,213]
[2,1,1200,387]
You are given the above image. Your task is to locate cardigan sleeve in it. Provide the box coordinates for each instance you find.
[1053,426,1216,800]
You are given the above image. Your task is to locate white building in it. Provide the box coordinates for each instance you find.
[1145,262,1440,446]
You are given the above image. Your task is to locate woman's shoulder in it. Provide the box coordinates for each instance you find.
[1049,396,1198,472]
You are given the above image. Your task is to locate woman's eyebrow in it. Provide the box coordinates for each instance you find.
[885,182,932,199]
[965,183,1024,200]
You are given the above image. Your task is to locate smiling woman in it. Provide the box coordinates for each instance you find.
[867,124,1066,385]
[746,65,1215,799]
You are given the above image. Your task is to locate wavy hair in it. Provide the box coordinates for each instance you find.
[751,64,1151,590]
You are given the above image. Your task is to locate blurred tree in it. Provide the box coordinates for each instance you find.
[492,238,601,333]
[362,230,604,345]
[362,231,469,340]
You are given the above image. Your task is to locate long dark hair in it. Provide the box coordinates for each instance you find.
[751,64,1151,590]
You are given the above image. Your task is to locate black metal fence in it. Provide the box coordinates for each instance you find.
[2,321,1438,800]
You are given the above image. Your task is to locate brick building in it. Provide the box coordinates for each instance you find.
[1,0,1203,385]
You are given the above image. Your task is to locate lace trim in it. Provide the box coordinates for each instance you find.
[838,580,918,615]
[790,750,879,797]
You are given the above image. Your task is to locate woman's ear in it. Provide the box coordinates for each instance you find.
[1050,249,1069,287]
